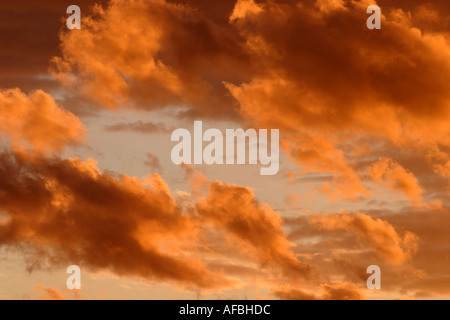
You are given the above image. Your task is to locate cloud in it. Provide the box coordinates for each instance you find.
[368,158,423,206]
[35,285,84,300]
[272,287,317,300]
[196,181,310,277]
[426,146,450,179]
[36,285,64,300]
[285,206,450,297]
[310,211,419,266]
[374,206,450,297]
[0,88,85,153]
[315,0,348,14]
[2,0,450,299]
[226,0,450,199]
[230,0,263,21]
[51,0,450,201]
[0,0,109,92]
[319,282,366,300]
[0,151,229,289]
[105,121,173,134]
[0,150,311,290]
[144,152,162,172]
[52,0,249,117]
[272,282,365,300]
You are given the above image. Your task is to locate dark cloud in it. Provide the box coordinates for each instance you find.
[0,0,109,92]
[0,151,228,288]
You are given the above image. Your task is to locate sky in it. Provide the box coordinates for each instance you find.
[0,0,450,300]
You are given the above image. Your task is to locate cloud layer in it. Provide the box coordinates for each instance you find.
[1,0,450,299]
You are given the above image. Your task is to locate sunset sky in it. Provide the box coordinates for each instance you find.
[0,0,450,300]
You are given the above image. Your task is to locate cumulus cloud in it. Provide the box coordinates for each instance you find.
[0,151,312,289]
[310,211,419,266]
[230,0,263,21]
[52,0,250,117]
[51,0,450,201]
[224,0,450,198]
[2,0,450,299]
[0,88,85,153]
[0,151,228,288]
[196,181,310,277]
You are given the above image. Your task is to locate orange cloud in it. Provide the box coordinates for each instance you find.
[2,0,450,299]
[368,158,423,206]
[196,181,310,277]
[0,152,228,289]
[230,0,262,21]
[51,0,450,203]
[36,285,64,300]
[310,211,418,266]
[273,281,365,300]
[0,88,85,153]
[427,146,450,179]
[52,0,249,117]
[224,0,450,199]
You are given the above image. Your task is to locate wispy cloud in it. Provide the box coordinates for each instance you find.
[104,121,174,134]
